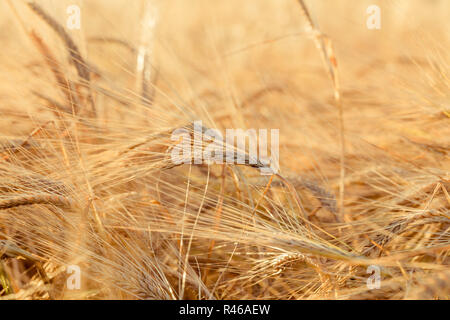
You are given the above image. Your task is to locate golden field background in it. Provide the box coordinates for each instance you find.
[0,0,449,299]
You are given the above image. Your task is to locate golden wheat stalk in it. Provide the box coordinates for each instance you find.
[0,194,74,210]
[296,0,345,221]
[136,0,157,105]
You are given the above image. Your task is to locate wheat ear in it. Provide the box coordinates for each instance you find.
[0,194,74,210]
[26,1,96,115]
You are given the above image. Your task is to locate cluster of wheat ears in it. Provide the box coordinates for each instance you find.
[0,0,448,300]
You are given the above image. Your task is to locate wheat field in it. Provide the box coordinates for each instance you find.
[0,0,449,300]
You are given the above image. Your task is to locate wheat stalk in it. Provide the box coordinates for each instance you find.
[0,194,74,210]
[296,0,345,221]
